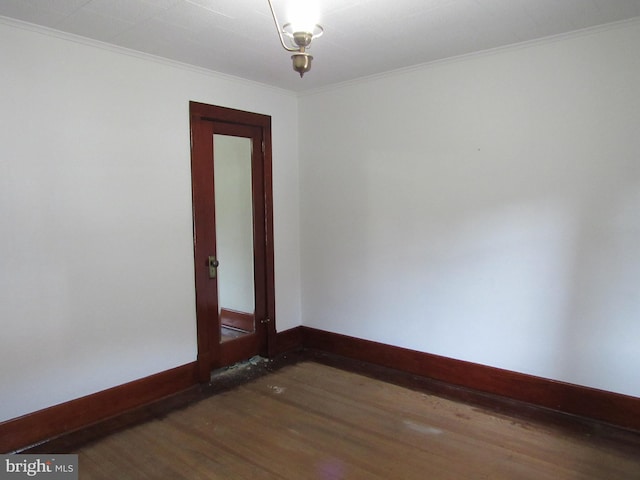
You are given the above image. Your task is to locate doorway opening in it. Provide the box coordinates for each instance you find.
[189,102,276,381]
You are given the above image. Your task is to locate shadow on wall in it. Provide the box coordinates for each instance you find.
[557,184,640,393]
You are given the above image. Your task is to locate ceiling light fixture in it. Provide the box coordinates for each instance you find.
[267,0,323,78]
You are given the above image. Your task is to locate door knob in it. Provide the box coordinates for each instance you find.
[208,256,219,279]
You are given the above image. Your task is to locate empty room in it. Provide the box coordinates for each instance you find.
[1,1,639,478]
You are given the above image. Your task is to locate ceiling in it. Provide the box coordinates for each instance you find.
[1,0,639,92]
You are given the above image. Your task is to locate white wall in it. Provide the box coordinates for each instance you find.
[299,20,640,397]
[0,19,301,422]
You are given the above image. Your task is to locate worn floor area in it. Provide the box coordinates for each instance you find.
[74,361,640,479]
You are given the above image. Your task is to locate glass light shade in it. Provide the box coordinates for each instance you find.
[285,1,320,34]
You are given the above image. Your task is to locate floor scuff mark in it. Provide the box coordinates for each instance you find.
[403,419,443,436]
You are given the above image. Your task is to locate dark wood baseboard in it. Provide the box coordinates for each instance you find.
[5,325,639,453]
[20,353,306,455]
[2,327,302,453]
[3,327,304,453]
[0,362,199,453]
[220,308,254,332]
[274,326,304,356]
[301,327,640,432]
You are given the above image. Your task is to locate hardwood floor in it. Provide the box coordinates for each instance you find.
[74,361,640,479]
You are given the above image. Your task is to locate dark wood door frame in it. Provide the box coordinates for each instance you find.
[189,101,276,382]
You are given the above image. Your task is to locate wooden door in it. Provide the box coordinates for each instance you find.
[189,102,276,380]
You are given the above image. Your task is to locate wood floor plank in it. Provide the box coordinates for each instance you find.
[263,363,639,478]
[74,362,640,479]
[167,389,386,479]
[240,365,581,479]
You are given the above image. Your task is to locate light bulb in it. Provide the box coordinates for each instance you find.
[286,0,320,34]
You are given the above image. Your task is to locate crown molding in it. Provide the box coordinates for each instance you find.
[0,15,297,99]
[299,16,640,98]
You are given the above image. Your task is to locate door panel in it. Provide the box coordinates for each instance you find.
[190,103,275,378]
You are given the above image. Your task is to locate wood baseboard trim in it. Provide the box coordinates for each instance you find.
[6,324,637,452]
[220,308,254,332]
[0,362,199,453]
[274,326,304,356]
[3,326,303,453]
[301,327,640,432]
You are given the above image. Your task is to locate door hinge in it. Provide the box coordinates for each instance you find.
[261,140,265,154]
[260,317,271,324]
